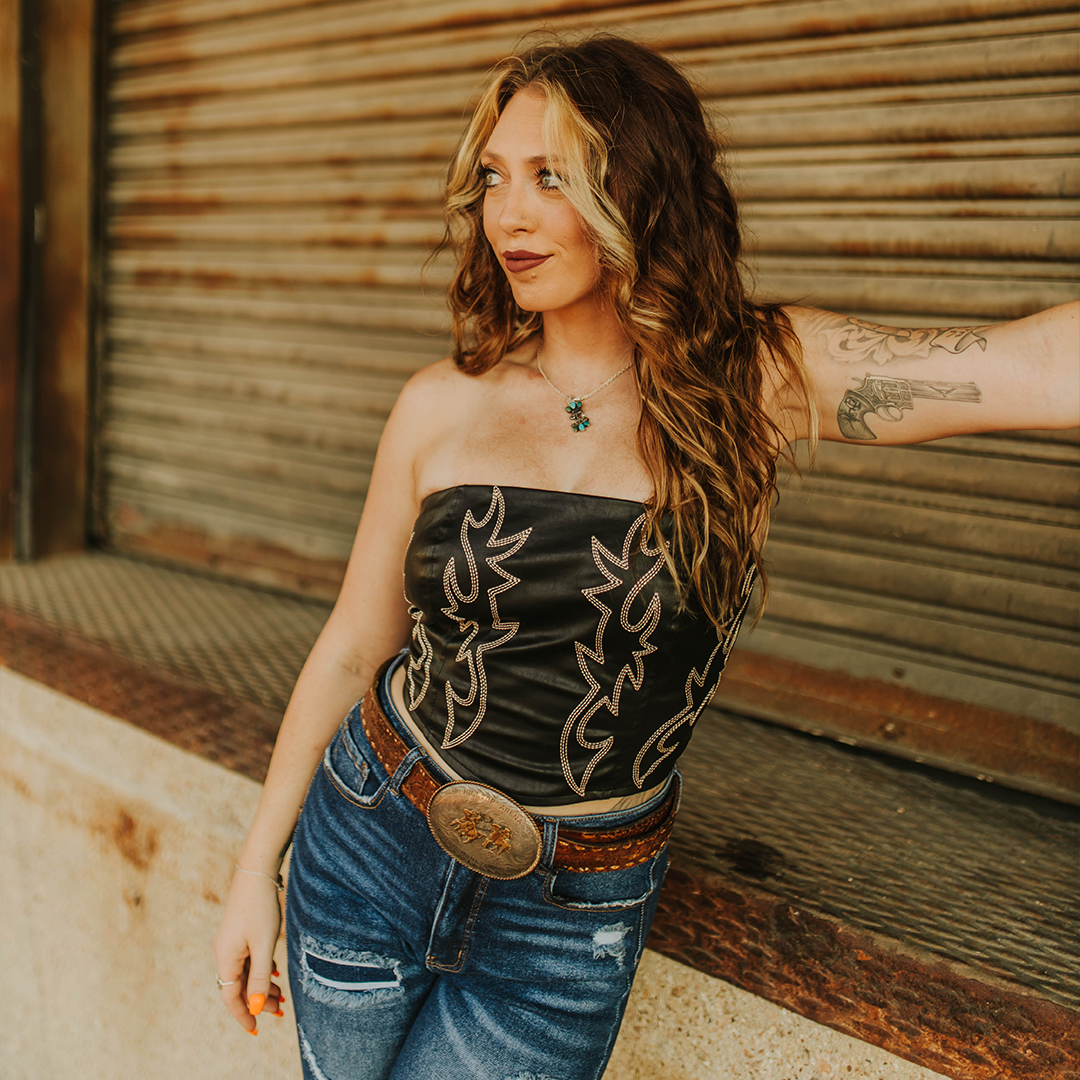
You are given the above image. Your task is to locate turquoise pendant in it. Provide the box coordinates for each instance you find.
[565,400,591,432]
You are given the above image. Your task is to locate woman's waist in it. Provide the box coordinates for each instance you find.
[386,658,667,818]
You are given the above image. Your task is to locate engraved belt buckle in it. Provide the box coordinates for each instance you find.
[427,781,542,880]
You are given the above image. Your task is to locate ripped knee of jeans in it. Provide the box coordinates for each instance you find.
[298,933,404,1009]
[591,922,631,968]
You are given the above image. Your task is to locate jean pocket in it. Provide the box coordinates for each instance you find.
[542,847,667,912]
[321,714,388,808]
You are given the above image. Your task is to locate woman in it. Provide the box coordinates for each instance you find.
[213,35,1078,1079]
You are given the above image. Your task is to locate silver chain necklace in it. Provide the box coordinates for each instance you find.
[535,343,634,432]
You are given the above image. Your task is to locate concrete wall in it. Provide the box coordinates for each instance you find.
[0,667,945,1080]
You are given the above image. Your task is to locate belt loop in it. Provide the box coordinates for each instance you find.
[390,746,425,794]
[541,818,559,868]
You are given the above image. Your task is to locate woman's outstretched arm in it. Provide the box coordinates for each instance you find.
[211,368,440,1034]
[777,301,1078,445]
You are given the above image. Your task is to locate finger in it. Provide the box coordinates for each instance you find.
[271,965,287,1009]
[262,965,285,1015]
[245,952,276,1018]
[225,988,258,1032]
[218,957,255,1031]
[263,978,286,1017]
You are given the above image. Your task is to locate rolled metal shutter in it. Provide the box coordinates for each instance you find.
[99,1,1078,786]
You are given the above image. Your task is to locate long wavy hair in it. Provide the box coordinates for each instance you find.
[439,35,810,627]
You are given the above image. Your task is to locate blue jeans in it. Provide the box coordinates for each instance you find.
[286,653,674,1080]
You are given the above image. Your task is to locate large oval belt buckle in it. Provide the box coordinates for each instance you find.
[427,781,542,880]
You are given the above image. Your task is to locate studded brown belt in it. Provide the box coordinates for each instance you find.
[358,677,680,880]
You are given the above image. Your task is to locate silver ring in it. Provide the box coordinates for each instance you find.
[216,974,237,989]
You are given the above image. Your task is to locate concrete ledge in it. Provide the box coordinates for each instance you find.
[0,667,948,1080]
[0,666,297,1079]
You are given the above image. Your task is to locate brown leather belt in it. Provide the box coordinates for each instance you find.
[358,679,679,877]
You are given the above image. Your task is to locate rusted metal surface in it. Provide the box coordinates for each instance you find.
[650,702,1080,1077]
[649,866,1080,1080]
[108,0,1077,72]
[0,0,24,559]
[29,0,96,557]
[95,0,1079,786]
[718,650,1080,803]
[0,607,281,783]
[1,552,1076,1076]
[0,551,332,705]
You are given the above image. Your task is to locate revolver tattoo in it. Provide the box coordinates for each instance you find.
[838,374,981,440]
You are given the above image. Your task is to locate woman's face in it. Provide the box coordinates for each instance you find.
[480,90,601,317]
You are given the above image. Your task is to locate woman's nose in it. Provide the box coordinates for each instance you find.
[499,181,535,233]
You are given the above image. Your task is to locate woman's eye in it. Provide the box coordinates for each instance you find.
[480,167,501,188]
[537,169,561,190]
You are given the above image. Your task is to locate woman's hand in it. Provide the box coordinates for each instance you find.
[213,870,287,1035]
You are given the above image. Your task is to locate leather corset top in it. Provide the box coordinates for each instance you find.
[402,485,756,804]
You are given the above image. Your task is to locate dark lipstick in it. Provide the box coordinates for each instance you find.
[503,249,551,273]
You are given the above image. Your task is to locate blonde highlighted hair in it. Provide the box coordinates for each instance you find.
[439,35,809,627]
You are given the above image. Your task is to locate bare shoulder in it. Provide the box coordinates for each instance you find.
[384,357,478,441]
[394,340,534,420]
[385,341,537,473]
[395,356,469,413]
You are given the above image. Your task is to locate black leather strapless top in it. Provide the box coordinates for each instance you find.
[403,485,756,804]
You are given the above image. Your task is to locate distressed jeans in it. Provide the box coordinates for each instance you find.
[285,652,672,1080]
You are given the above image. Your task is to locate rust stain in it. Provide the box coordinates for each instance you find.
[1,770,32,800]
[129,268,240,289]
[832,240,877,257]
[110,808,159,870]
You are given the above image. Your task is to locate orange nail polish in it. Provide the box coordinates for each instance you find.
[273,1009,284,1017]
[248,993,266,1016]
[247,1027,258,1036]
[279,994,286,1004]
[272,967,280,976]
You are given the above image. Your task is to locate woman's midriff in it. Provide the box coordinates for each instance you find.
[387,663,665,817]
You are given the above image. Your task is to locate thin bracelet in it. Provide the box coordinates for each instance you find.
[235,863,284,892]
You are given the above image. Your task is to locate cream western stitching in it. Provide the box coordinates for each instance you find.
[438,486,532,750]
[403,526,435,712]
[560,514,665,796]
[632,562,758,787]
[406,610,433,712]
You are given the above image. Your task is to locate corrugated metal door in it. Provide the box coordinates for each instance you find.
[97,0,1078,790]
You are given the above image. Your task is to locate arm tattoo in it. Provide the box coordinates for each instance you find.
[837,375,982,440]
[822,317,993,366]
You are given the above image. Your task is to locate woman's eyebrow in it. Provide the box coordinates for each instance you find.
[478,150,554,167]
